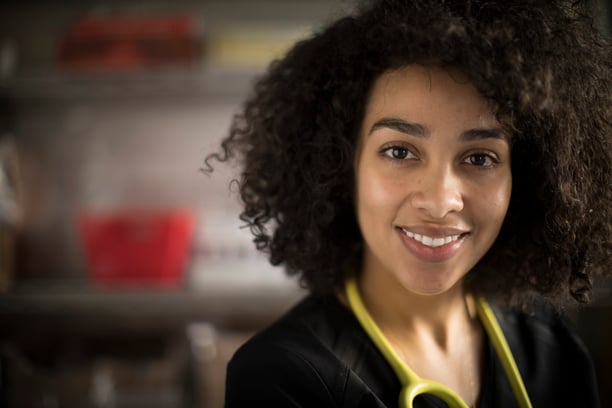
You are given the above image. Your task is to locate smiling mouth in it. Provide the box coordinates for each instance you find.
[400,228,467,248]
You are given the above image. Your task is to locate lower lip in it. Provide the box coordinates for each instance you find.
[397,229,466,262]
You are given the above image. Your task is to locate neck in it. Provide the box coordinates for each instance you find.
[358,269,477,352]
[347,269,485,407]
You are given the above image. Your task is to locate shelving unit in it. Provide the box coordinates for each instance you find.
[0,2,342,406]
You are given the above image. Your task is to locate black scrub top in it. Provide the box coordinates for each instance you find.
[225,294,599,407]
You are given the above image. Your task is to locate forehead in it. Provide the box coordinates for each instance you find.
[363,65,497,126]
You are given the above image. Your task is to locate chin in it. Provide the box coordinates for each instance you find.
[401,273,464,297]
[410,286,452,297]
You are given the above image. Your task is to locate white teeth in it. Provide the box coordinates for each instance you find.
[401,228,461,248]
[432,238,446,246]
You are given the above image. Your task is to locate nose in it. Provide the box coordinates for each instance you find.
[410,165,464,219]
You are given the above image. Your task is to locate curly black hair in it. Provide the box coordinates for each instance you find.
[206,0,611,306]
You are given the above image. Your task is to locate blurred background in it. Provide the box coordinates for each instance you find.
[0,1,610,407]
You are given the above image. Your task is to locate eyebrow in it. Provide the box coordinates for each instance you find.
[460,128,507,141]
[369,118,426,137]
[368,117,508,141]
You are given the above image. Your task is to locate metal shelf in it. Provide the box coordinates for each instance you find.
[0,277,305,328]
[1,64,262,103]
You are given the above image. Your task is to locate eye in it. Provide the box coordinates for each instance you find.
[381,145,417,160]
[463,152,498,167]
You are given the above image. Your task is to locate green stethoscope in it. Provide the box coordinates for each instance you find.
[345,274,533,408]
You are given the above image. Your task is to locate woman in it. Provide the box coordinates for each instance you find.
[206,0,611,406]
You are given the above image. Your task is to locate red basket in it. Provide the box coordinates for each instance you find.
[59,15,202,71]
[78,209,194,287]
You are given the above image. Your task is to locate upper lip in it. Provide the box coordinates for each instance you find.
[396,225,470,238]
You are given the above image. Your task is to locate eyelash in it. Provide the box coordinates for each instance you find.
[462,152,500,168]
[379,144,500,168]
[379,144,417,161]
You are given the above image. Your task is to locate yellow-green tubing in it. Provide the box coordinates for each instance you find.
[474,297,532,408]
[345,274,532,408]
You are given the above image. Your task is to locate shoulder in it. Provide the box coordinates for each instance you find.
[495,303,592,364]
[224,295,358,407]
[493,303,599,406]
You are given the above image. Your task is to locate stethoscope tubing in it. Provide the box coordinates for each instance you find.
[345,274,532,408]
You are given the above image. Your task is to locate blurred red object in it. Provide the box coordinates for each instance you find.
[78,210,194,288]
[59,15,202,71]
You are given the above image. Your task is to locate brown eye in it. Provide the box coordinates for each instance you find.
[464,153,497,167]
[382,146,416,160]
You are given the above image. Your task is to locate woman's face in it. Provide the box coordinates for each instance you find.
[354,65,512,296]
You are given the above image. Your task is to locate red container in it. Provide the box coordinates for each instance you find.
[59,15,202,71]
[78,210,194,287]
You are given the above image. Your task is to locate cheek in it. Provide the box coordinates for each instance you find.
[356,167,380,217]
[477,177,512,228]
[356,164,403,216]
